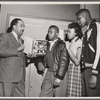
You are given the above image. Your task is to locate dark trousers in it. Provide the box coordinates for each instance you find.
[81,68,100,96]
[40,70,68,97]
[0,79,25,97]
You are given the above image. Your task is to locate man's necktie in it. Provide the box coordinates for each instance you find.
[17,36,22,45]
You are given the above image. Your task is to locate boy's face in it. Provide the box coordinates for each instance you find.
[48,28,58,41]
[77,14,86,27]
[14,20,25,36]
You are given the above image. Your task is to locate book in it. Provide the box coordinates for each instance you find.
[24,36,33,54]
[33,40,47,56]
[24,36,47,56]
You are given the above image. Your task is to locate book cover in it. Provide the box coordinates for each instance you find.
[32,40,47,56]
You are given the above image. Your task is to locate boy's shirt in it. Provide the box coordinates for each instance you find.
[49,38,58,51]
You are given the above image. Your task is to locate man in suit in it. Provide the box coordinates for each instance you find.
[0,18,26,97]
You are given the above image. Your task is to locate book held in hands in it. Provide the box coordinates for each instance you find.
[24,36,47,56]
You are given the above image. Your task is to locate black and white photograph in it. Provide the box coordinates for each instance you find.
[0,2,100,99]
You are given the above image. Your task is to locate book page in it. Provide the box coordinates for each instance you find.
[24,36,33,54]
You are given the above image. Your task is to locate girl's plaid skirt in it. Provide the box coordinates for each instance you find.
[67,63,81,97]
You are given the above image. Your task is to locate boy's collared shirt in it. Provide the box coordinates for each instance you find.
[49,38,58,51]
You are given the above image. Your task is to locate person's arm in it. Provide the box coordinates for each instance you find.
[89,22,99,89]
[34,56,46,73]
[92,22,100,74]
[54,42,70,87]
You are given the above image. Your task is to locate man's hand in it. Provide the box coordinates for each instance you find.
[89,74,97,89]
[53,78,61,88]
[38,62,45,72]
[27,49,37,58]
[18,44,25,52]
[31,49,38,57]
[27,53,37,58]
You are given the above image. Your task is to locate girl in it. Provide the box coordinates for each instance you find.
[66,22,83,97]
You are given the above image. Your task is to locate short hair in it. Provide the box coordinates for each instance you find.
[48,25,59,33]
[68,22,83,39]
[7,18,23,33]
[76,9,91,17]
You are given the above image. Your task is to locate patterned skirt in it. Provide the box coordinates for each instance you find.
[67,63,81,97]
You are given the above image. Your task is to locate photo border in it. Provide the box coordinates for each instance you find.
[0,1,100,100]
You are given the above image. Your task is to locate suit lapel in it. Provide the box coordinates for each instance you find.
[9,32,19,47]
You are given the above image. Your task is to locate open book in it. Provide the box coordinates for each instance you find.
[23,36,47,56]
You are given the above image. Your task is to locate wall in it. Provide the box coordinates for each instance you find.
[0,4,80,33]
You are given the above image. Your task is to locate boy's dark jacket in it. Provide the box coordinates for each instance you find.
[36,38,70,80]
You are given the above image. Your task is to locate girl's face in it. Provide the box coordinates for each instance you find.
[67,28,77,40]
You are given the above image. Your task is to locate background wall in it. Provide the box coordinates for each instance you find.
[0,4,80,33]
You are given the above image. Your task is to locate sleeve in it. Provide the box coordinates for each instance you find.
[56,42,70,80]
[92,22,100,74]
[0,33,18,57]
[77,39,82,49]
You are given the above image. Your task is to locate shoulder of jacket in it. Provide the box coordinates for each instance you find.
[57,39,65,44]
[0,33,9,38]
[95,22,100,27]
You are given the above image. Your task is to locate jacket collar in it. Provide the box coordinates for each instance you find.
[50,38,61,52]
[9,32,20,46]
[87,19,96,30]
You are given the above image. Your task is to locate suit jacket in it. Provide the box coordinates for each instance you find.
[0,32,26,82]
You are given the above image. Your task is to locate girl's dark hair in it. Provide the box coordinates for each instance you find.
[68,22,83,39]
[7,18,22,33]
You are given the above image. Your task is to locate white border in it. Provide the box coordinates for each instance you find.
[0,2,100,99]
[0,2,100,4]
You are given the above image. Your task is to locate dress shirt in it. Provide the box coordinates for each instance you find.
[12,31,19,42]
[49,38,58,51]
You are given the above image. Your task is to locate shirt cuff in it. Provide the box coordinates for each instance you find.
[55,74,63,80]
[92,69,99,75]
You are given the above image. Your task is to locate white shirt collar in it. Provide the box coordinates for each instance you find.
[12,31,19,42]
[49,38,58,51]
[71,37,78,43]
[49,38,58,43]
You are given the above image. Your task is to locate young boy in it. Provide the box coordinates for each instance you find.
[38,25,69,97]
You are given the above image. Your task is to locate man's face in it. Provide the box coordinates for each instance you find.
[77,14,86,27]
[14,20,25,36]
[48,28,58,41]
